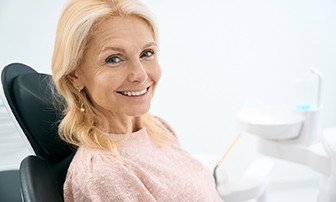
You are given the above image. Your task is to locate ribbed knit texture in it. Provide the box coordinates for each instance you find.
[64,118,223,202]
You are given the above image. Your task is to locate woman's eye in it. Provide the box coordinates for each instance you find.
[141,50,154,58]
[105,56,121,64]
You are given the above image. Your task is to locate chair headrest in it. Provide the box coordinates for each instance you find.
[2,63,74,160]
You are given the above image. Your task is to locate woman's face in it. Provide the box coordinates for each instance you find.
[68,15,161,127]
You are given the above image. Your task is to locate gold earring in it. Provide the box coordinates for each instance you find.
[80,103,85,113]
[79,97,85,112]
[77,88,85,113]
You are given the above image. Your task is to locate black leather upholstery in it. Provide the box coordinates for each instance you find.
[20,155,73,202]
[1,63,76,202]
[0,170,21,202]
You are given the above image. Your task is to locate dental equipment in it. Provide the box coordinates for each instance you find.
[311,67,322,108]
[213,133,242,186]
[237,67,336,202]
[210,133,273,202]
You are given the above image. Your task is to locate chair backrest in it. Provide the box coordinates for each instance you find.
[1,63,75,201]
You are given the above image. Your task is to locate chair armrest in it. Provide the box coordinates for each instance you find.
[20,155,63,202]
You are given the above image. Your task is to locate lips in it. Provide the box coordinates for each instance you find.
[117,86,150,97]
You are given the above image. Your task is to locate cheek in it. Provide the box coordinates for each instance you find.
[152,65,161,83]
[85,73,120,99]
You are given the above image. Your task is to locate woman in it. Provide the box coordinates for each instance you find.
[52,0,223,201]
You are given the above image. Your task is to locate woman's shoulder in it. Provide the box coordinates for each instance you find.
[63,146,147,201]
[67,146,121,177]
[64,146,136,193]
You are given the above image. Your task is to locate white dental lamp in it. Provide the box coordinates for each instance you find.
[237,68,336,202]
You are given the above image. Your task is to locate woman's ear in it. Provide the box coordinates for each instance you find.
[67,69,84,91]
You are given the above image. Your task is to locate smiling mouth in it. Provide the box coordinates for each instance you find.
[117,86,150,97]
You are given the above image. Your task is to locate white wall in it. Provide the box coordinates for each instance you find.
[1,0,336,192]
[145,0,336,153]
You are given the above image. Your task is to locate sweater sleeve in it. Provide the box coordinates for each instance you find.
[64,152,156,202]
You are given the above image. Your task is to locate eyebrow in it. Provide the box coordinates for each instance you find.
[100,42,158,54]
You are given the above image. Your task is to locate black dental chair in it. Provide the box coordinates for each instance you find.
[0,169,21,201]
[1,63,76,202]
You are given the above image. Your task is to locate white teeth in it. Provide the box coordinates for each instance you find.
[120,88,147,97]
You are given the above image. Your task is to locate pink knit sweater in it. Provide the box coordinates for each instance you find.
[64,118,223,202]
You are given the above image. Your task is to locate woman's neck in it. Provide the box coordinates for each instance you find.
[107,115,143,134]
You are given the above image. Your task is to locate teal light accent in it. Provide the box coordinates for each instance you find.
[296,104,311,110]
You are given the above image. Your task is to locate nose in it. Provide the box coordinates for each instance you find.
[127,59,148,83]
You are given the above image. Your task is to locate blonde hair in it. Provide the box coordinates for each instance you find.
[51,0,171,154]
